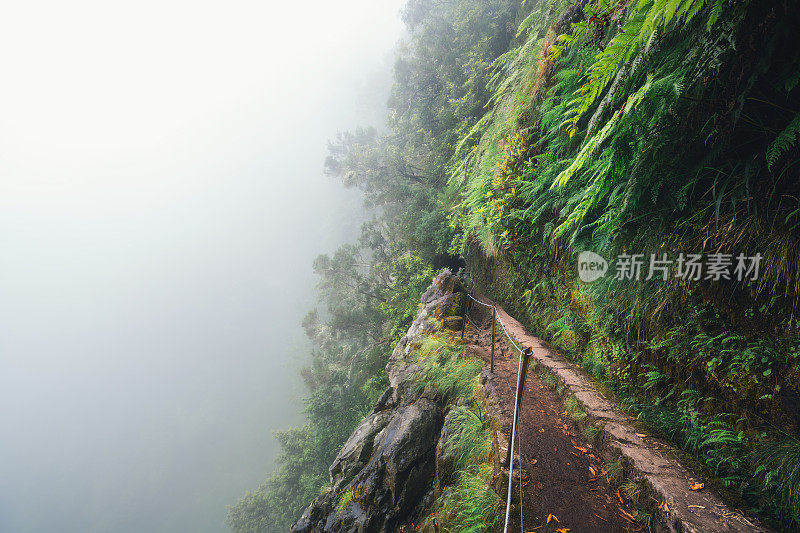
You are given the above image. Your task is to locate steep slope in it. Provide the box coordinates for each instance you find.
[290,272,469,532]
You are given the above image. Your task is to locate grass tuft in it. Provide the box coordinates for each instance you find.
[753,436,800,525]
[414,335,483,401]
[443,406,493,473]
[432,465,502,533]
[414,334,502,532]
[605,460,624,484]
[564,394,588,423]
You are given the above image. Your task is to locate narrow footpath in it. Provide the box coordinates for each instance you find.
[464,301,640,533]
[462,293,768,533]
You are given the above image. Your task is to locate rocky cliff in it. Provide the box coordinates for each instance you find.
[290,272,469,533]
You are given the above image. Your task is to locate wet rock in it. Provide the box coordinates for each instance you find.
[376,397,442,509]
[434,409,460,489]
[307,397,444,532]
[371,387,396,413]
[329,410,394,493]
[290,492,334,533]
[290,271,464,533]
[386,335,417,394]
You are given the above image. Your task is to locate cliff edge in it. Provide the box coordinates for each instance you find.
[290,271,468,532]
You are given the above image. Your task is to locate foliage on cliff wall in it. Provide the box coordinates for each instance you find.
[453,0,800,528]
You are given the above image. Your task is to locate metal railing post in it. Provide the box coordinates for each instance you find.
[503,347,532,468]
[490,305,496,372]
[460,291,469,340]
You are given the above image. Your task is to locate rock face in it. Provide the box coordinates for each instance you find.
[290,271,464,533]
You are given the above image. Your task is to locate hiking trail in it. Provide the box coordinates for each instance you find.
[464,292,768,533]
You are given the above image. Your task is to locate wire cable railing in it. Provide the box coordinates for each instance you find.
[460,286,531,533]
[503,349,524,533]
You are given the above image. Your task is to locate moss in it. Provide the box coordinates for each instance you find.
[336,489,353,513]
[564,394,588,423]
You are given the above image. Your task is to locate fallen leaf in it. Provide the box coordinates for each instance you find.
[556,529,570,533]
[618,507,638,522]
[547,513,559,524]
[658,501,670,512]
[690,482,704,491]
[636,433,647,438]
[688,504,706,509]
[573,445,588,453]
[589,466,596,476]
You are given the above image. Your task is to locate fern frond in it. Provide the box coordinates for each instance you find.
[766,113,800,170]
[705,0,724,30]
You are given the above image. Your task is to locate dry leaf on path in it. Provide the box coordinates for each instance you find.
[547,513,559,524]
[690,482,704,491]
[618,507,638,523]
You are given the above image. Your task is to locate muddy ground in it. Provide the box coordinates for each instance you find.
[465,304,642,533]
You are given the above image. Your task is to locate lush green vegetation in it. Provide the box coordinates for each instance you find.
[414,335,502,532]
[456,0,800,529]
[230,0,800,530]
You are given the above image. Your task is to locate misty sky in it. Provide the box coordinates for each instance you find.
[0,1,405,531]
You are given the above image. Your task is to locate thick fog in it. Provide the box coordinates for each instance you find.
[0,1,404,531]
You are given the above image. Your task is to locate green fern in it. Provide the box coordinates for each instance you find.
[705,0,724,30]
[563,0,711,136]
[766,113,800,170]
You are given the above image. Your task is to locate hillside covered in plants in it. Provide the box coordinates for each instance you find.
[229,0,800,530]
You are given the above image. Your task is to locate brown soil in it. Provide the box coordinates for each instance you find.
[464,306,642,533]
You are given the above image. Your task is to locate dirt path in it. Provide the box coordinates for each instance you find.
[464,303,642,533]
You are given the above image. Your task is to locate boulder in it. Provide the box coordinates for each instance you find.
[434,409,460,489]
[375,397,443,514]
[329,410,394,493]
